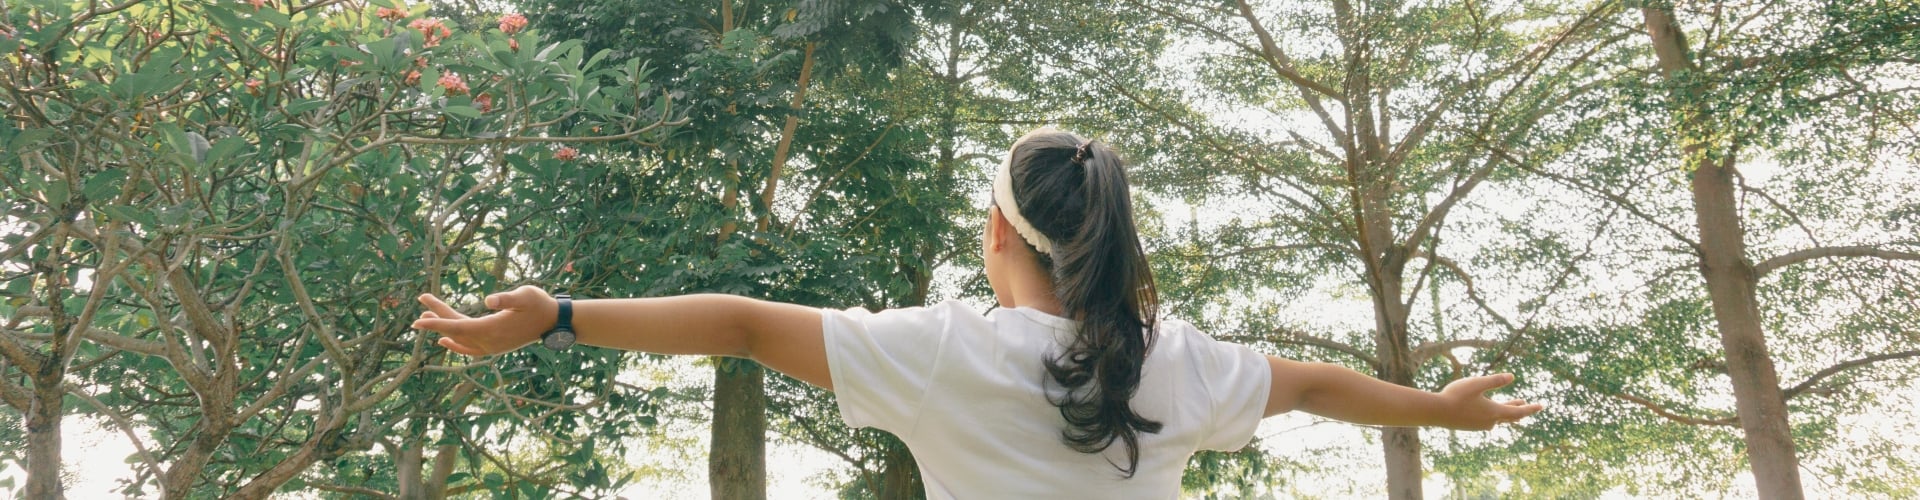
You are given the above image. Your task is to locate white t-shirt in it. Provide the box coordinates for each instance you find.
[821,300,1272,499]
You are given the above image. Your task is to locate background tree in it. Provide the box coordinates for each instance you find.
[1474,1,1920,497]
[990,0,1630,496]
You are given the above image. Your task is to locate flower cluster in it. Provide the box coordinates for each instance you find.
[407,18,450,48]
[437,73,468,95]
[499,13,528,35]
[554,146,579,161]
[475,93,495,113]
[376,7,408,21]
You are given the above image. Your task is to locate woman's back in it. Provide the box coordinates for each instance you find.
[823,300,1270,498]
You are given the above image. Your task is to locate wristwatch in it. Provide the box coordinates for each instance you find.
[542,293,575,350]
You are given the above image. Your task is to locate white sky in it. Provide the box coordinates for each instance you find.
[6,2,1918,499]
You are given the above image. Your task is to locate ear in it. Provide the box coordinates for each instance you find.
[987,206,1010,253]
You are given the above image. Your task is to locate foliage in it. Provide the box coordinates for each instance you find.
[0,0,678,496]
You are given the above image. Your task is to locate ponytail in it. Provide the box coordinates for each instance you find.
[1002,129,1161,477]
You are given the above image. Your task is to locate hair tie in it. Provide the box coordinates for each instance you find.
[1071,140,1094,165]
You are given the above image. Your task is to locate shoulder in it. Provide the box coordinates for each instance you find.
[824,299,987,337]
[1151,317,1262,371]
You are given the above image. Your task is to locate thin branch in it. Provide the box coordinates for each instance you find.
[1222,328,1379,370]
[1411,339,1503,363]
[11,306,167,355]
[1229,0,1344,100]
[1782,349,1920,400]
[308,482,397,499]
[1483,141,1702,253]
[1754,245,1920,277]
[67,385,168,494]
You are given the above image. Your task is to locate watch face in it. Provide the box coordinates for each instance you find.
[543,328,575,350]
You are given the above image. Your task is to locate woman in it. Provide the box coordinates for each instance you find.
[412,128,1543,498]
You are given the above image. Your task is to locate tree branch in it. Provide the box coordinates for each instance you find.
[1229,0,1344,100]
[1482,141,1702,253]
[11,306,167,356]
[308,481,397,499]
[1782,349,1920,400]
[1754,245,1920,277]
[1411,339,1503,363]
[1222,329,1379,369]
[67,385,169,495]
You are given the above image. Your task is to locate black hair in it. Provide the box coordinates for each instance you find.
[1004,129,1162,477]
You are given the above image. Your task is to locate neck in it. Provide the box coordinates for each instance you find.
[1003,257,1065,317]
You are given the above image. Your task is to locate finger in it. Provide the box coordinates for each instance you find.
[1503,399,1529,406]
[438,337,487,357]
[418,294,466,319]
[1461,373,1516,394]
[420,311,439,319]
[1499,403,1546,420]
[411,317,468,335]
[485,290,515,310]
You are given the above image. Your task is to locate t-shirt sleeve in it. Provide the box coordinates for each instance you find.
[819,302,959,434]
[1187,324,1273,451]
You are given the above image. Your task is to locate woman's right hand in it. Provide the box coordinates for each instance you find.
[412,285,558,357]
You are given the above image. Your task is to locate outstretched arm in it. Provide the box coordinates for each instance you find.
[1263,356,1543,430]
[412,286,831,390]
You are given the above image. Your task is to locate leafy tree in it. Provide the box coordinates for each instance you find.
[1485,1,1920,496]
[0,0,677,497]
[991,0,1631,496]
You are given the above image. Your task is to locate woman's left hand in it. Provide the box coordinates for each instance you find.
[1438,373,1545,430]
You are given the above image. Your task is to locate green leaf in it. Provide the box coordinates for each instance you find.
[8,128,54,152]
[284,98,329,116]
[99,205,155,226]
[82,168,127,201]
[442,105,482,118]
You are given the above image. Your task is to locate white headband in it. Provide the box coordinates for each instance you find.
[993,151,1055,255]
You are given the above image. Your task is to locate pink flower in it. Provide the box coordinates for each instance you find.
[498,13,528,35]
[437,72,468,95]
[554,147,579,161]
[475,93,494,113]
[246,0,268,9]
[245,79,263,95]
[403,70,421,86]
[408,18,451,48]
[376,7,407,21]
[508,38,519,52]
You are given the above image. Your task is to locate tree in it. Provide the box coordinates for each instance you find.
[0,0,677,497]
[1488,1,1920,496]
[992,0,1630,496]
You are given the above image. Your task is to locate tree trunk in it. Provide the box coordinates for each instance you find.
[710,361,767,500]
[425,444,459,499]
[1640,6,1805,498]
[875,441,924,500]
[397,441,426,500]
[1371,274,1422,500]
[1691,155,1804,499]
[26,362,67,500]
[1357,181,1422,499]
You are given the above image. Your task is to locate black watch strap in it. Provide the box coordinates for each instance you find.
[543,294,575,350]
